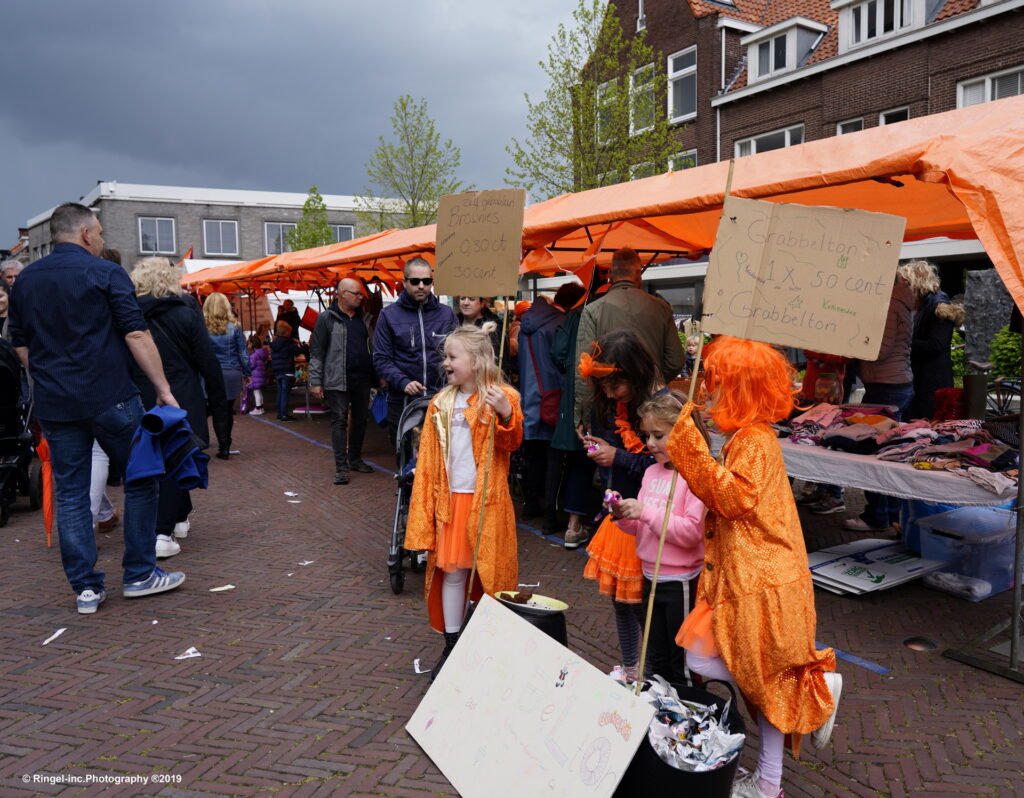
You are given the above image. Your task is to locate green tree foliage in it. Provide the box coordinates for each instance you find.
[989,324,1021,380]
[286,185,335,252]
[356,94,469,232]
[506,0,678,200]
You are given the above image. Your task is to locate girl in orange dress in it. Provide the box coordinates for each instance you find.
[669,337,841,798]
[577,330,661,683]
[405,323,523,680]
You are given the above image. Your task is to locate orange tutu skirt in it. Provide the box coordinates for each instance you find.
[583,515,643,603]
[436,492,475,571]
[675,598,718,657]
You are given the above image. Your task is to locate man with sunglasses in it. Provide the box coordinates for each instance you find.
[309,277,375,485]
[372,257,458,445]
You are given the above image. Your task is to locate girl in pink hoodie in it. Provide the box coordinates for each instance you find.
[611,390,705,685]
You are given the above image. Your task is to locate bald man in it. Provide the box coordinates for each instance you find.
[309,278,376,484]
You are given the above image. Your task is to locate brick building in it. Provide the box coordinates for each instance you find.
[583,0,1024,315]
[25,182,364,272]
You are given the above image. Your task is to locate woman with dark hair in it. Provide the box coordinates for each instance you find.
[130,258,226,557]
[457,296,505,360]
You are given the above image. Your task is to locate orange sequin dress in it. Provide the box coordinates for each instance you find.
[668,402,835,737]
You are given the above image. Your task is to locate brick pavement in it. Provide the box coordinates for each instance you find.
[0,409,1021,797]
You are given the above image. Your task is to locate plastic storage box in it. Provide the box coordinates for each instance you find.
[917,508,1018,601]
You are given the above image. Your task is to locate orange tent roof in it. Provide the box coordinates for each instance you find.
[520,95,1024,308]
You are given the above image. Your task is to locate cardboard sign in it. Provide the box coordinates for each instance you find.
[434,189,525,297]
[408,595,654,798]
[702,197,907,359]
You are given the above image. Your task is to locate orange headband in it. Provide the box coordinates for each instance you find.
[577,345,620,380]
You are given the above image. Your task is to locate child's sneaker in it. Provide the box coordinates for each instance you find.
[250,407,264,416]
[731,772,783,798]
[808,495,846,515]
[811,671,843,749]
[77,589,106,614]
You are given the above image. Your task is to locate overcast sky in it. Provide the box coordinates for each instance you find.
[0,0,579,240]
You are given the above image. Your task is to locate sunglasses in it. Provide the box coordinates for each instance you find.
[406,277,433,286]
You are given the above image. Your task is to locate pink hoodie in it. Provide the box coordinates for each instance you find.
[616,463,705,577]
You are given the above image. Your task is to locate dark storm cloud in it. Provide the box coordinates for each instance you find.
[0,0,575,237]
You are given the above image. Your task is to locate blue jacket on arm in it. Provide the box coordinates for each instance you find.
[126,406,209,490]
[372,291,458,398]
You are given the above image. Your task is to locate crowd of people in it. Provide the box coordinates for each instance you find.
[11,201,969,798]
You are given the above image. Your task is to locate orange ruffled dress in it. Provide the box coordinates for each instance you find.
[583,514,644,603]
[668,402,835,738]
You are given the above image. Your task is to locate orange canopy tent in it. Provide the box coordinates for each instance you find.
[183,96,1024,309]
[520,95,1024,309]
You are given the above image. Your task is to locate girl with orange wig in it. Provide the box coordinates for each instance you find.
[668,337,841,798]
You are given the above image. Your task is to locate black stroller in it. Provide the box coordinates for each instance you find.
[387,395,432,594]
[0,339,41,526]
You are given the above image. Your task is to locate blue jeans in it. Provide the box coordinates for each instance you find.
[39,397,158,593]
[860,382,914,528]
[276,375,294,418]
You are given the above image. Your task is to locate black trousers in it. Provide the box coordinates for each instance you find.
[209,400,233,454]
[325,379,371,471]
[641,576,698,686]
[521,439,563,513]
[156,485,192,535]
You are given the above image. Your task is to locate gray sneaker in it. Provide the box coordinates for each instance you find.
[563,528,589,550]
[77,589,106,614]
[123,568,185,598]
[808,496,846,515]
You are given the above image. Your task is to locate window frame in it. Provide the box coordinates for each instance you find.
[958,65,1024,108]
[847,0,914,48]
[734,124,805,158]
[836,117,865,135]
[138,216,176,255]
[596,79,615,144]
[753,33,789,80]
[202,219,239,257]
[668,149,697,171]
[636,0,646,31]
[264,221,297,256]
[331,224,355,243]
[629,161,658,181]
[666,46,697,124]
[879,106,909,125]
[630,62,656,135]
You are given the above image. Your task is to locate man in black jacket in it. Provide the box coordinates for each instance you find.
[309,278,375,485]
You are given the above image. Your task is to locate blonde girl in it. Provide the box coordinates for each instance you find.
[405,322,523,679]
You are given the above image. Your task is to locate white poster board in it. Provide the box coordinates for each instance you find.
[702,197,907,360]
[408,595,655,798]
[434,189,525,298]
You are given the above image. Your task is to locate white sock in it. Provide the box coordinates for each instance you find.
[441,568,469,633]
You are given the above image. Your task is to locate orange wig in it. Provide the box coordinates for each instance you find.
[702,337,798,432]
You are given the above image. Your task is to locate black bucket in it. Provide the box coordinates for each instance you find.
[614,679,745,797]
[500,604,568,646]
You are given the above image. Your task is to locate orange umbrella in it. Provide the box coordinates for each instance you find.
[35,437,54,547]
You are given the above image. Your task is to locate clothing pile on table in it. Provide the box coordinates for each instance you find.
[783,403,1019,496]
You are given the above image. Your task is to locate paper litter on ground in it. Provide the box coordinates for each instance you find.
[287,500,302,504]
[174,646,202,660]
[808,538,947,595]
[151,620,158,625]
[518,582,540,588]
[209,584,236,592]
[413,658,431,674]
[284,491,299,497]
[297,560,314,566]
[42,628,67,646]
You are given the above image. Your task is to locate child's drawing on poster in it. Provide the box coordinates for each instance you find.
[408,595,654,798]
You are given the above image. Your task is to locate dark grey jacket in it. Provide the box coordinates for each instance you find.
[308,304,372,393]
[860,276,915,385]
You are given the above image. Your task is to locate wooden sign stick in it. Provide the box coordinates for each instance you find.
[464,298,509,623]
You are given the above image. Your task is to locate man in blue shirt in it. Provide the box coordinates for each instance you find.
[9,203,186,614]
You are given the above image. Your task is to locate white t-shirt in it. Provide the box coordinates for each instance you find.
[448,391,477,492]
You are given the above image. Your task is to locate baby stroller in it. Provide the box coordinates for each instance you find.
[387,395,432,594]
[0,339,41,526]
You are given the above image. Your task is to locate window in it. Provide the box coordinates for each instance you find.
[203,220,238,256]
[669,150,697,171]
[735,124,804,157]
[637,0,646,30]
[332,224,354,243]
[667,47,697,122]
[757,34,788,78]
[631,63,656,134]
[849,0,913,46]
[596,80,615,143]
[879,106,909,125]
[837,117,864,135]
[265,222,297,255]
[139,217,175,254]
[959,66,1024,107]
[630,162,659,181]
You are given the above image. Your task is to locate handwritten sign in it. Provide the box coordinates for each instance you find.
[408,595,654,798]
[434,189,525,297]
[702,197,907,359]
